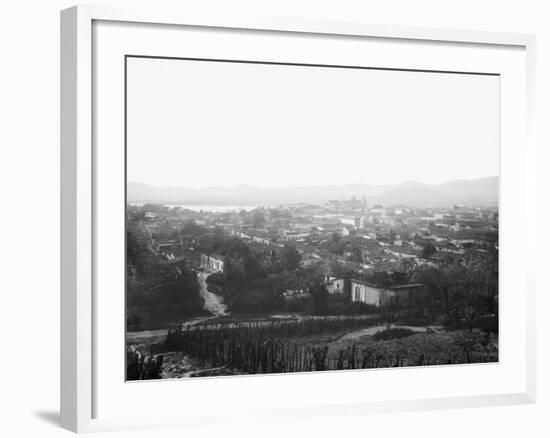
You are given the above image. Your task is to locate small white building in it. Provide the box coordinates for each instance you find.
[339,216,356,227]
[350,280,426,307]
[200,253,225,273]
[281,230,310,241]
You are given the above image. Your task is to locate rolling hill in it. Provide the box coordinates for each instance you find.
[127,176,498,208]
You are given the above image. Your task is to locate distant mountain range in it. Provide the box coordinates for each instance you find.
[127,176,498,208]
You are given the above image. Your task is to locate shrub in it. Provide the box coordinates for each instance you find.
[372,327,416,341]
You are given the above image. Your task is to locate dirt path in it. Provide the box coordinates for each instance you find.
[127,313,383,343]
[197,271,228,316]
[126,329,170,344]
[128,271,227,344]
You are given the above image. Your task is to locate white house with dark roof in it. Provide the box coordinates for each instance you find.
[350,280,426,307]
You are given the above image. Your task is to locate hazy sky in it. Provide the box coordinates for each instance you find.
[127,57,499,188]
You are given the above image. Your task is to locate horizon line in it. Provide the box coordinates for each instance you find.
[127,175,498,190]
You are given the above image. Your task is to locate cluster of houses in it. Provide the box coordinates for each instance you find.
[129,200,496,310]
[137,201,496,275]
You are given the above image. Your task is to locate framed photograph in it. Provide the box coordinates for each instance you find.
[61,5,536,433]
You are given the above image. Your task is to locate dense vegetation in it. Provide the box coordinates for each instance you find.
[126,221,206,330]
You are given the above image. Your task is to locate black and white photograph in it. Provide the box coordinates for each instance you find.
[125,56,499,380]
[2,0,547,435]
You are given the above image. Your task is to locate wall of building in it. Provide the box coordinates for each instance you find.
[200,254,225,273]
[350,283,427,307]
[329,278,351,295]
[351,282,382,306]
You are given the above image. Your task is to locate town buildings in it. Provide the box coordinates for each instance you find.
[128,198,497,309]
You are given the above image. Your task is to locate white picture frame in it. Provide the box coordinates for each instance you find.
[60,4,536,433]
